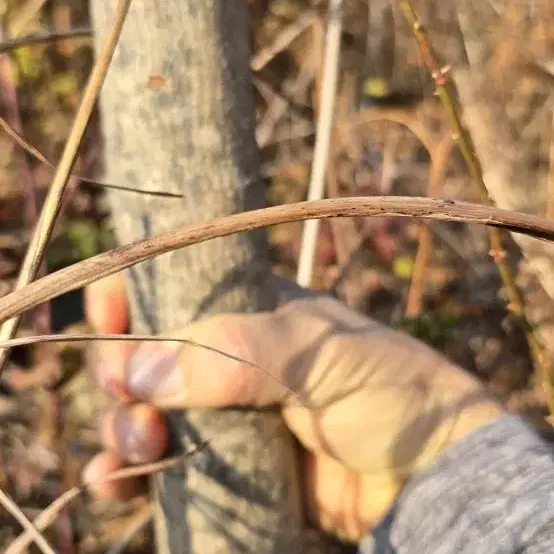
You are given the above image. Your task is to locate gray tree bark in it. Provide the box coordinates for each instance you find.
[453,1,554,366]
[90,2,303,553]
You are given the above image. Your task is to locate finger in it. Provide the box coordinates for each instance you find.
[123,311,303,409]
[82,451,146,501]
[88,339,135,400]
[101,402,168,464]
[98,296,346,410]
[85,272,128,334]
[305,452,400,541]
[85,273,132,399]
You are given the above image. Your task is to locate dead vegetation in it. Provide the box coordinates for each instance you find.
[1,0,554,552]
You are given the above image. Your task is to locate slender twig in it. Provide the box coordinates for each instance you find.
[1,196,554,325]
[397,0,554,417]
[0,332,212,348]
[0,0,133,375]
[0,331,299,408]
[0,27,92,53]
[297,0,343,287]
[6,449,207,554]
[0,486,56,554]
[0,114,181,198]
[0,333,293,394]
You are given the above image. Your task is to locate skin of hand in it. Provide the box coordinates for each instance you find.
[83,273,504,542]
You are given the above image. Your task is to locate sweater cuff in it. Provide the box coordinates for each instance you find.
[359,415,554,554]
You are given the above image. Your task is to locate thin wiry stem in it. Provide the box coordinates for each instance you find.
[397,0,554,417]
[0,114,182,198]
[6,448,207,554]
[0,332,298,401]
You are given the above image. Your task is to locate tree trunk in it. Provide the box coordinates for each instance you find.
[453,1,554,369]
[90,2,303,553]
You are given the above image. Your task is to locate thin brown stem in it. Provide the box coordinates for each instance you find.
[0,332,298,403]
[0,196,553,326]
[0,115,181,198]
[397,0,554,417]
[7,449,207,554]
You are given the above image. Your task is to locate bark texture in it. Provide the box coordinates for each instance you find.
[453,0,554,362]
[90,2,303,553]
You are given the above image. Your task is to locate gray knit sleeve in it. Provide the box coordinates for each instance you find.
[359,415,554,554]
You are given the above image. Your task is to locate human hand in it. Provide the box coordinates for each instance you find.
[83,273,503,541]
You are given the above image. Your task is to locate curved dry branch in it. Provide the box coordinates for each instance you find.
[0,196,553,324]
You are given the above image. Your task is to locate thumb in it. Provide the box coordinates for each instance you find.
[123,312,294,409]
